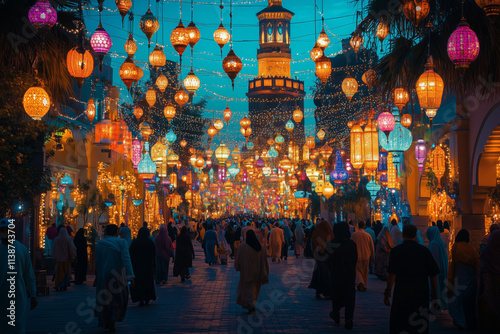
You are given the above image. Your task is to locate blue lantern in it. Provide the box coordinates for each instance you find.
[379,107,412,170]
[268,146,278,159]
[60,173,73,186]
[137,142,156,179]
[366,176,381,202]
[165,129,177,144]
[275,134,284,143]
[247,142,254,149]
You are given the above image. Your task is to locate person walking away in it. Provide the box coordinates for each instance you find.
[53,228,75,291]
[384,224,440,334]
[304,223,315,258]
[225,224,236,259]
[203,225,218,265]
[447,229,479,330]
[235,230,269,314]
[0,218,37,334]
[154,226,173,284]
[94,224,135,333]
[118,223,132,248]
[281,221,293,260]
[129,227,156,306]
[217,224,230,264]
[294,221,305,258]
[426,226,448,310]
[351,221,374,292]
[173,226,195,282]
[389,219,403,246]
[309,220,334,299]
[325,222,357,330]
[269,222,284,263]
[74,228,88,285]
[45,223,58,256]
[478,229,500,332]
[374,226,393,281]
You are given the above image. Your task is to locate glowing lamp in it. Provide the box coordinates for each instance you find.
[166,152,179,167]
[156,74,168,92]
[145,87,156,107]
[275,134,284,144]
[286,120,295,133]
[95,116,113,144]
[387,152,398,189]
[213,23,230,55]
[149,46,166,68]
[195,155,205,169]
[363,119,379,172]
[350,34,363,53]
[124,33,137,58]
[289,176,298,188]
[163,103,176,123]
[175,87,189,109]
[447,20,480,70]
[115,0,132,22]
[377,111,395,136]
[366,176,381,201]
[401,114,412,128]
[316,29,330,49]
[293,108,303,123]
[223,48,243,89]
[306,136,315,149]
[139,122,153,141]
[350,124,364,169]
[66,47,94,88]
[323,182,334,200]
[362,69,376,89]
[402,0,430,26]
[207,125,218,140]
[415,139,427,173]
[376,21,389,51]
[215,144,231,164]
[279,157,292,172]
[186,21,201,48]
[431,145,446,183]
[393,87,410,111]
[223,104,232,123]
[140,7,159,46]
[184,69,201,94]
[86,98,96,123]
[133,106,143,120]
[319,144,333,160]
[416,56,444,121]
[23,87,50,120]
[317,129,326,141]
[240,116,251,129]
[91,24,112,70]
[342,75,358,101]
[165,129,177,144]
[331,150,348,184]
[310,43,324,62]
[137,142,156,179]
[475,0,500,20]
[29,0,57,30]
[180,139,187,148]
[378,108,413,171]
[132,139,142,168]
[315,55,331,86]
[243,127,252,138]
[214,119,224,131]
[119,57,138,91]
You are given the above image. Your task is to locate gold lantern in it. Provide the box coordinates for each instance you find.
[293,108,303,123]
[213,23,230,55]
[207,125,218,140]
[180,139,187,147]
[156,74,168,92]
[279,157,292,171]
[402,0,430,26]
[240,116,251,130]
[363,119,379,172]
[303,145,310,162]
[387,152,398,189]
[195,155,205,169]
[342,75,358,101]
[231,146,240,163]
[243,127,252,138]
[86,98,96,123]
[319,144,333,160]
[133,106,143,120]
[223,48,243,89]
[205,148,214,159]
[124,33,137,58]
[475,0,500,20]
[416,56,444,121]
[315,55,331,86]
[186,21,201,48]
[267,138,275,147]
[401,114,412,128]
[149,45,166,68]
[350,34,363,53]
[323,182,334,200]
[376,21,389,51]
[316,29,330,49]
[393,87,410,111]
[214,119,224,131]
[310,42,324,62]
[139,7,160,46]
[115,0,132,22]
[431,145,446,182]
[145,87,156,107]
[317,129,326,141]
[170,20,189,56]
[362,69,376,89]
[350,124,364,169]
[151,139,168,162]
[23,86,50,120]
[163,103,176,123]
[306,136,316,149]
[119,57,138,91]
[223,104,232,123]
[175,87,189,109]
[167,152,179,167]
[306,163,318,183]
[66,47,94,88]
[139,122,153,141]
[215,143,231,164]
[183,69,200,95]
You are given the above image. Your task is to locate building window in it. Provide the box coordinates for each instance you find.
[267,23,273,42]
[277,23,283,43]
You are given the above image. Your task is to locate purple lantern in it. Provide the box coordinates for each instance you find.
[447,20,480,70]
[132,139,142,168]
[91,24,112,71]
[415,139,427,173]
[330,150,348,185]
[218,167,226,182]
[29,0,57,30]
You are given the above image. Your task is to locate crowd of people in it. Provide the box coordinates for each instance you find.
[1,216,500,333]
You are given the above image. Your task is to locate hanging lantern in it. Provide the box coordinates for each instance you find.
[195,155,205,169]
[23,87,50,120]
[133,106,143,120]
[223,104,232,123]
[366,176,381,201]
[342,75,358,101]
[362,69,376,89]
[223,48,243,90]
[91,24,112,71]
[293,108,303,123]
[310,42,324,62]
[145,87,156,107]
[243,127,252,139]
[85,98,96,123]
[415,139,427,173]
[184,69,201,95]
[402,0,430,26]
[139,122,153,141]
[124,33,138,58]
[378,108,413,171]
[28,0,57,30]
[475,0,500,21]
[119,57,138,91]
[165,129,177,144]
[350,34,363,53]
[66,47,94,88]
[151,139,168,162]
[285,120,295,133]
[132,139,142,168]
[115,0,132,23]
[317,129,326,141]
[447,20,480,70]
[377,111,395,137]
[431,145,446,183]
[137,142,156,179]
[331,150,348,184]
[350,124,364,169]
[214,119,224,131]
[279,157,292,172]
[137,66,144,82]
[156,74,168,92]
[180,139,187,148]
[213,23,230,55]
[215,144,231,164]
[163,103,176,123]
[171,20,190,56]
[149,45,166,68]
[316,29,330,49]
[315,55,331,86]
[95,114,113,144]
[416,56,444,121]
[393,87,410,112]
[401,114,412,128]
[323,182,334,200]
[186,21,201,48]
[376,21,389,51]
[275,134,284,144]
[387,152,398,189]
[140,7,160,47]
[240,116,251,130]
[363,119,379,172]
[306,136,315,149]
[175,87,189,109]
[207,125,218,140]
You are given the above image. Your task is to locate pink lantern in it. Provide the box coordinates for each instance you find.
[132,139,142,168]
[218,167,226,182]
[29,0,57,30]
[447,20,480,70]
[91,24,112,70]
[415,139,427,173]
[377,111,395,137]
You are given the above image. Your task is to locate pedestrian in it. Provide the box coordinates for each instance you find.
[325,222,357,330]
[304,222,315,258]
[203,225,218,265]
[384,224,440,334]
[294,221,305,258]
[478,229,500,332]
[374,226,393,281]
[281,220,293,261]
[129,227,156,306]
[154,226,173,284]
[351,221,374,292]
[480,223,499,254]
[447,229,479,330]
[73,228,88,285]
[53,227,75,291]
[94,224,135,333]
[0,218,38,334]
[167,221,177,243]
[309,219,334,300]
[269,222,284,262]
[426,225,448,309]
[235,230,269,314]
[225,224,236,259]
[45,223,58,256]
[173,226,195,282]
[389,219,402,246]
[118,223,132,248]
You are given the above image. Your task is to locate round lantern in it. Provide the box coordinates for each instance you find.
[275,134,284,144]
[28,0,57,30]
[293,108,303,123]
[289,175,298,188]
[475,0,500,20]
[363,119,379,172]
[186,21,201,48]
[171,20,190,56]
[240,116,251,130]
[85,98,96,123]
[350,34,363,53]
[180,139,187,148]
[115,0,132,23]
[285,120,295,133]
[393,87,410,111]
[139,122,153,141]
[310,42,324,62]
[362,69,376,89]
[315,55,331,86]
[163,103,176,123]
[415,138,427,173]
[149,45,166,68]
[377,111,395,137]
[215,144,231,164]
[207,125,218,140]
[243,127,252,138]
[376,21,389,51]
[184,69,201,95]
[402,0,430,26]
[447,20,480,70]
[156,74,168,92]
[223,49,243,89]
[95,116,113,144]
[175,87,189,109]
[91,23,112,71]
[133,106,143,120]
[350,124,364,169]
[306,136,315,149]
[23,87,50,120]
[401,113,412,128]
[317,129,326,141]
[119,57,138,91]
[213,23,230,55]
[342,75,358,101]
[316,29,330,49]
[195,155,205,169]
[378,108,413,170]
[214,120,224,131]
[124,33,138,58]
[145,87,156,107]
[165,129,177,144]
[323,182,334,200]
[140,7,159,46]
[279,157,292,172]
[66,47,94,88]
[416,56,444,121]
[223,104,232,123]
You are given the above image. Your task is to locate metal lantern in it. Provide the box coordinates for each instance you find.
[195,155,205,169]
[85,98,96,123]
[310,42,324,62]
[376,21,389,51]
[214,119,224,131]
[401,113,412,128]
[213,23,230,56]
[331,150,348,184]
[207,125,218,140]
[139,122,153,141]
[140,7,159,47]
[165,129,177,144]
[184,69,201,95]
[319,144,333,160]
[28,0,57,30]
[149,46,166,68]
[342,75,358,101]
[362,69,376,89]
[243,127,252,139]
[119,57,138,91]
[171,20,190,56]
[215,144,231,164]
[379,108,413,171]
[323,182,334,199]
[115,0,132,23]
[350,124,364,169]
[350,34,363,53]
[475,0,500,20]
[377,111,395,137]
[387,152,398,189]
[137,142,156,179]
[133,106,143,120]
[175,87,189,109]
[240,116,251,130]
[416,56,444,121]
[393,87,410,112]
[66,47,94,88]
[293,108,303,123]
[316,29,330,50]
[363,119,379,172]
[315,55,331,86]
[402,0,430,26]
[366,176,381,201]
[124,33,137,58]
[286,120,295,133]
[163,103,176,123]
[132,139,142,168]
[223,104,232,123]
[317,129,326,141]
[431,145,446,182]
[223,48,243,90]
[186,21,201,48]
[23,86,50,120]
[91,24,112,71]
[156,74,168,92]
[415,139,427,173]
[279,157,292,172]
[305,136,315,150]
[95,115,113,144]
[447,20,480,70]
[145,87,156,107]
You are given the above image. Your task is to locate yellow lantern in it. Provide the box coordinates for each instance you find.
[303,145,310,162]
[317,129,326,141]
[319,144,333,160]
[316,29,330,49]
[285,120,294,133]
[240,116,251,130]
[124,33,137,58]
[315,55,331,86]
[350,34,363,53]
[66,47,94,88]
[231,146,240,163]
[376,21,389,51]
[85,98,96,123]
[393,87,410,111]
[213,23,230,55]
[184,69,200,95]
[350,124,364,169]
[133,106,143,120]
[186,21,201,48]
[151,139,168,162]
[363,119,379,172]
[280,157,292,172]
[155,74,168,92]
[310,42,324,62]
[23,87,50,120]
[401,114,412,128]
[431,145,446,182]
[215,143,231,164]
[214,119,224,131]
[306,163,318,183]
[342,75,358,101]
[167,152,179,167]
[387,152,398,189]
[223,104,232,123]
[180,139,187,147]
[293,108,303,123]
[205,148,214,159]
[323,182,334,200]
[163,103,176,123]
[175,86,189,109]
[306,136,315,149]
[149,45,166,68]
[416,56,444,121]
[243,127,252,138]
[145,87,156,107]
[195,155,205,169]
[119,57,139,91]
[140,8,160,46]
[207,125,218,140]
[289,176,298,188]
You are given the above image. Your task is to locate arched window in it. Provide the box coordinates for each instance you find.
[277,23,283,42]
[267,23,273,42]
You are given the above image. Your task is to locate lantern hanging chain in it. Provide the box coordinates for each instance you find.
[156,0,160,44]
[180,0,183,22]
[191,0,194,22]
[321,0,324,29]
[314,0,317,40]
[161,0,164,46]
[220,0,223,23]
[191,0,194,67]
[78,0,85,70]
[230,0,233,48]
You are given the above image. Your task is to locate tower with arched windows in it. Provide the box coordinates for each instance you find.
[247,0,305,151]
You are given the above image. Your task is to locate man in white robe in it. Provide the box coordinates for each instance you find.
[269,223,284,262]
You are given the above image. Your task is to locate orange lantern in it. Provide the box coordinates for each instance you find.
[342,75,358,101]
[163,103,176,123]
[350,124,364,169]
[310,42,323,62]
[293,108,303,123]
[416,56,444,121]
[183,69,200,95]
[149,45,166,68]
[363,119,379,172]
[124,33,137,58]
[362,69,376,89]
[316,29,330,49]
[350,34,363,53]
[393,87,410,111]
[315,55,331,86]
[223,104,232,123]
[223,48,243,90]
[401,114,412,128]
[376,21,389,51]
[180,139,187,147]
[145,87,156,107]
[323,182,334,199]
[213,23,230,55]
[66,47,94,88]
[214,119,224,131]
[170,20,189,56]
[306,136,315,149]
[186,21,201,48]
[156,74,168,92]
[207,125,218,140]
[240,116,251,130]
[85,98,96,123]
[402,0,430,26]
[133,106,143,120]
[23,86,50,120]
[119,57,138,91]
[175,87,189,109]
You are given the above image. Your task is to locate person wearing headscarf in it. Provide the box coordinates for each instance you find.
[53,227,75,291]
[235,230,269,314]
[281,220,293,261]
[426,225,448,309]
[203,225,218,265]
[224,224,236,259]
[129,227,156,306]
[94,224,134,332]
[389,219,403,247]
[73,228,88,285]
[304,222,315,258]
[447,229,479,330]
[154,226,173,284]
[269,222,285,263]
[173,226,195,282]
[325,222,357,330]
[374,226,393,281]
[478,229,500,332]
[309,220,334,299]
[217,224,230,255]
[351,221,374,292]
[294,221,305,258]
[118,223,132,248]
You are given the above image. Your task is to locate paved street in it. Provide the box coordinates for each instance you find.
[28,245,466,334]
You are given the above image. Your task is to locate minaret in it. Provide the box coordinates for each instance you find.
[247,0,305,150]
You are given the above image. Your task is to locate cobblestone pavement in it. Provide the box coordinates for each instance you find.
[27,245,472,334]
